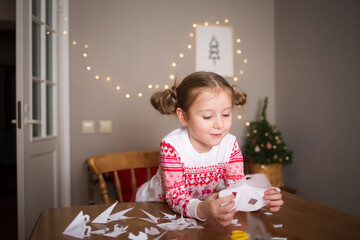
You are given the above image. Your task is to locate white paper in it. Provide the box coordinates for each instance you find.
[128,231,148,240]
[108,207,135,222]
[160,211,177,220]
[91,227,110,235]
[92,201,118,224]
[62,211,91,239]
[273,224,283,228]
[231,219,242,226]
[219,174,280,212]
[139,209,159,223]
[144,227,160,235]
[103,224,128,238]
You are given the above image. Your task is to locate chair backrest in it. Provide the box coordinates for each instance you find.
[87,150,160,204]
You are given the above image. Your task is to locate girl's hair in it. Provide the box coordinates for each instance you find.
[150,71,247,115]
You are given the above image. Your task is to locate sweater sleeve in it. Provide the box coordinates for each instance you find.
[160,141,201,219]
[224,140,245,187]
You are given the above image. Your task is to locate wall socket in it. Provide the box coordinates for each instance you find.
[99,120,112,133]
[82,121,95,134]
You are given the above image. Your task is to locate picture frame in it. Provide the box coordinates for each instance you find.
[195,25,234,78]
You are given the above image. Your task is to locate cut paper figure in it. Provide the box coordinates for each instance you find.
[219,174,281,212]
[92,201,118,224]
[91,227,110,235]
[103,224,128,238]
[144,227,160,235]
[128,231,148,240]
[160,211,177,220]
[139,209,159,223]
[62,211,91,239]
[108,207,135,222]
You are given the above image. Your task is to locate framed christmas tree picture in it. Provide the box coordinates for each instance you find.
[195,25,234,77]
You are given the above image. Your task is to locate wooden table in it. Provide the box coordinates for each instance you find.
[31,192,360,239]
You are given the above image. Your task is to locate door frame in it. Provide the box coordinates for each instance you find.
[16,0,71,238]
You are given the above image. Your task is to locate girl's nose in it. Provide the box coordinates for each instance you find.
[214,117,224,129]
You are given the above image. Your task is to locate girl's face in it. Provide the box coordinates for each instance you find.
[177,88,233,153]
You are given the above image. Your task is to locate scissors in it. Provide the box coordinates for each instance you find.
[231,230,249,240]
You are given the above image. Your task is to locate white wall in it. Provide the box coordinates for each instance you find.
[69,0,276,205]
[275,0,360,217]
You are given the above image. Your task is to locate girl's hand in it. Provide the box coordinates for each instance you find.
[197,193,236,227]
[264,188,283,212]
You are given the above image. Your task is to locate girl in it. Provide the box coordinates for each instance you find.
[134,71,283,227]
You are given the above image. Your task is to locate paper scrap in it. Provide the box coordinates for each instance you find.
[91,227,109,235]
[219,174,280,212]
[108,207,135,222]
[160,211,177,220]
[103,224,128,238]
[129,231,148,240]
[92,201,118,224]
[62,211,91,239]
[231,219,242,226]
[139,209,159,223]
[144,227,160,235]
[273,224,283,228]
[264,211,273,215]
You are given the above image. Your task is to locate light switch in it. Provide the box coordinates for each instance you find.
[82,121,95,134]
[99,120,112,133]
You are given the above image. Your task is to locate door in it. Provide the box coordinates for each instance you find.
[16,0,70,239]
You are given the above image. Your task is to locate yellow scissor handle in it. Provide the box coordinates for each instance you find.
[231,230,249,240]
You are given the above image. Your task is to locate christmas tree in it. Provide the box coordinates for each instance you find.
[244,97,293,165]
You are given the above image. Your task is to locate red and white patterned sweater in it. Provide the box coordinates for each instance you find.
[135,128,245,220]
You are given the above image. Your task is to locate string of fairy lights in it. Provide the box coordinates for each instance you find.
[71,18,250,124]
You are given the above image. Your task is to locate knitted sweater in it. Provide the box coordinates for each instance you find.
[135,128,244,220]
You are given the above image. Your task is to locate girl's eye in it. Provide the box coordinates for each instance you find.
[203,116,212,120]
[223,114,230,117]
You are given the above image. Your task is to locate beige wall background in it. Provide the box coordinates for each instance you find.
[69,0,360,218]
[70,0,276,206]
[275,0,360,217]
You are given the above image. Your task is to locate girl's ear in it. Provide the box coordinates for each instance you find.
[176,107,188,126]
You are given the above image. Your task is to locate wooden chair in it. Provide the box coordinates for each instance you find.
[87,150,160,204]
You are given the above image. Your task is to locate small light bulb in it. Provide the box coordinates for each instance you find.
[116,86,121,90]
[86,66,91,71]
[83,53,87,57]
[233,77,238,81]
[179,53,184,58]
[171,62,176,67]
[239,70,244,75]
[187,44,192,49]
[236,50,242,55]
[84,44,88,49]
[155,84,159,89]
[148,84,153,89]
[46,31,50,35]
[169,74,175,80]
[95,75,100,80]
[237,39,241,43]
[237,115,242,120]
[138,93,143,97]
[63,31,67,35]
[224,19,229,23]
[106,77,111,81]
[216,21,220,25]
[125,94,130,98]
[189,33,194,38]
[204,22,209,26]
[243,58,248,63]
[72,41,77,45]
[193,23,197,28]
[245,122,250,127]
[164,85,169,89]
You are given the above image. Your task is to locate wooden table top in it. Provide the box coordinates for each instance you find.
[31,191,360,240]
